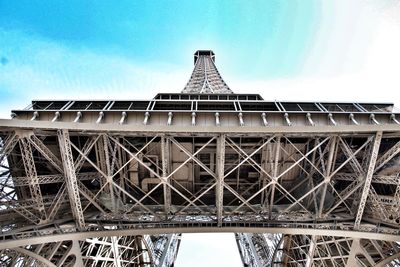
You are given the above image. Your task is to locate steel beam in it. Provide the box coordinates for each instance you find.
[57,129,85,229]
[354,131,382,228]
[375,140,400,171]
[0,132,18,163]
[161,136,172,215]
[19,137,45,218]
[318,136,337,217]
[29,134,63,173]
[216,134,225,226]
[270,136,280,219]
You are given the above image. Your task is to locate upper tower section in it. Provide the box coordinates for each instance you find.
[182,50,233,94]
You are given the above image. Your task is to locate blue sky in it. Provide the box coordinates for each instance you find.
[2,1,400,119]
[0,0,318,77]
[1,1,400,264]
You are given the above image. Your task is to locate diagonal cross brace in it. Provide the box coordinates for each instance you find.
[354,131,382,228]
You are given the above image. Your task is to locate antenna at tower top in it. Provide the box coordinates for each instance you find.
[194,50,215,64]
[183,50,232,94]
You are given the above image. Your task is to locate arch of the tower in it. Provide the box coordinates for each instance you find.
[1,127,400,266]
[1,50,400,266]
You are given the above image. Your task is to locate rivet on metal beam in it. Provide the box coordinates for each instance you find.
[143,112,150,125]
[119,112,127,124]
[369,114,379,125]
[31,111,39,121]
[51,111,60,122]
[96,111,104,124]
[215,112,221,126]
[191,112,196,126]
[390,114,400,124]
[167,112,173,126]
[261,112,268,126]
[328,113,337,126]
[238,112,244,126]
[349,113,359,125]
[73,111,82,123]
[284,113,292,126]
[306,113,315,126]
[10,112,17,119]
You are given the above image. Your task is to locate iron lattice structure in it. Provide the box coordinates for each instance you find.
[1,50,400,266]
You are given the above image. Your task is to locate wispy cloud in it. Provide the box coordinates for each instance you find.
[229,1,400,105]
[0,29,189,118]
[1,0,399,120]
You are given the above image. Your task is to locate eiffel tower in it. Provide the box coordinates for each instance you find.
[0,50,400,266]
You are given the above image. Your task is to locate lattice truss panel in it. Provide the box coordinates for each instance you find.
[0,234,177,267]
[182,50,232,94]
[236,233,400,267]
[0,128,400,266]
[236,233,284,266]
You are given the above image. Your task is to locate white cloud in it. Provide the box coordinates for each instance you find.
[0,29,189,118]
[229,1,400,106]
[1,0,399,120]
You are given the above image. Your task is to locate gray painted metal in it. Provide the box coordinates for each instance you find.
[1,50,400,266]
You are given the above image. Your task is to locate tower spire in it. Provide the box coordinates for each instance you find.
[182,50,233,94]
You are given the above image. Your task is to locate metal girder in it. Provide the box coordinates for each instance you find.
[75,136,99,172]
[0,132,18,163]
[161,136,172,215]
[354,131,382,228]
[102,135,117,212]
[375,139,400,172]
[334,173,400,185]
[3,49,400,267]
[111,236,122,267]
[28,134,63,173]
[3,220,400,249]
[11,247,57,267]
[305,236,316,267]
[46,184,66,221]
[69,137,158,216]
[12,202,41,224]
[57,129,85,229]
[329,137,373,179]
[216,134,225,226]
[338,137,365,176]
[111,135,210,214]
[19,137,46,218]
[78,181,107,213]
[12,172,98,186]
[270,136,280,219]
[1,129,400,266]
[318,136,337,217]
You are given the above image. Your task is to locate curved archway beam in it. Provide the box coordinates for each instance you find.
[375,251,400,267]
[12,247,57,267]
[1,226,399,250]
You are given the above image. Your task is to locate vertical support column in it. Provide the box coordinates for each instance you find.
[161,136,172,216]
[245,234,264,267]
[216,134,225,226]
[354,131,382,228]
[318,136,337,217]
[345,239,362,267]
[0,133,18,163]
[305,236,317,267]
[158,234,175,267]
[57,129,85,229]
[103,135,116,212]
[111,236,122,267]
[96,137,109,193]
[19,137,45,219]
[269,136,281,219]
